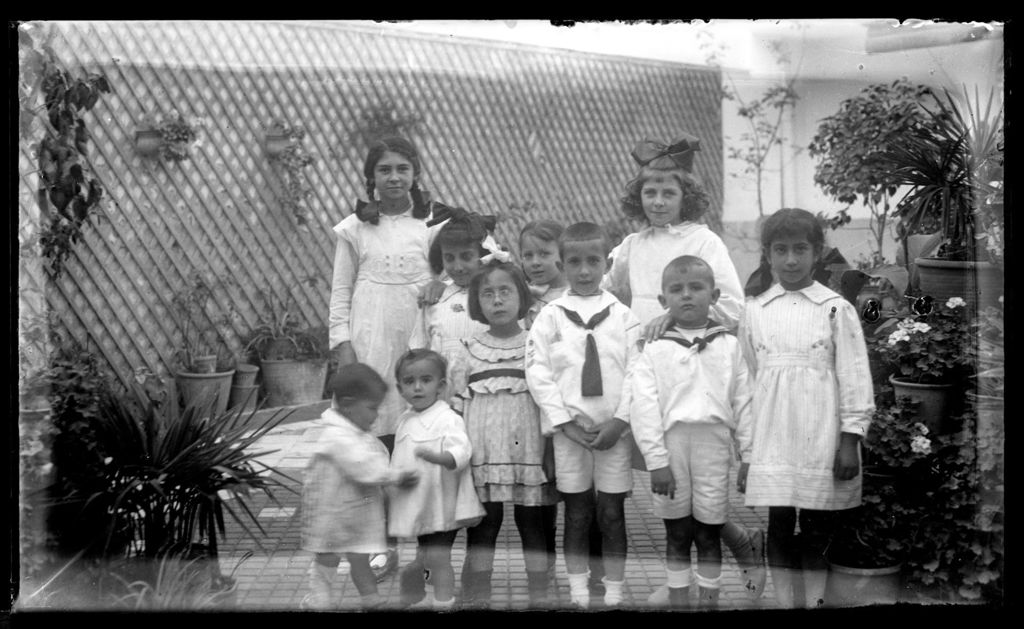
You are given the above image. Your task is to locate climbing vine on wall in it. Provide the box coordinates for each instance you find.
[19,24,111,279]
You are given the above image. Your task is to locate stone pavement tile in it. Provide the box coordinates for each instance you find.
[220,423,774,613]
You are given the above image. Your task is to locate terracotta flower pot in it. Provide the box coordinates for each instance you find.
[232,363,260,388]
[889,375,954,434]
[135,129,163,157]
[825,561,904,607]
[260,359,328,408]
[190,354,218,374]
[228,384,259,413]
[264,133,295,158]
[176,369,235,417]
[914,257,1003,312]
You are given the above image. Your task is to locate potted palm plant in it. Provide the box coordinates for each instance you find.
[886,85,1004,311]
[30,378,297,608]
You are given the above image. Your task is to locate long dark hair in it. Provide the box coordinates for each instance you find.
[359,135,430,223]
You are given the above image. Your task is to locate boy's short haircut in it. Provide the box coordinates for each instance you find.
[662,255,716,290]
[558,222,611,258]
[519,219,565,248]
[327,362,388,403]
[394,348,448,381]
[467,262,533,324]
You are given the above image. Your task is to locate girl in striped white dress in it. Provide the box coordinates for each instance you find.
[736,208,875,609]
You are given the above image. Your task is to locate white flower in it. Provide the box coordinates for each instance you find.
[888,329,910,345]
[911,435,932,455]
[912,322,932,334]
[945,297,966,309]
[914,422,930,436]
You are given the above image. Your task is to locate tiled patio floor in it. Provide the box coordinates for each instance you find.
[218,416,779,612]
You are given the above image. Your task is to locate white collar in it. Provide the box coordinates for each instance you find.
[758,281,836,305]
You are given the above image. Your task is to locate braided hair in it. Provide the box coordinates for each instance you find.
[358,135,431,224]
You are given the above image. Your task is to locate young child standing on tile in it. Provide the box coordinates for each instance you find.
[328,135,447,579]
[603,134,766,603]
[299,363,419,610]
[630,255,754,609]
[526,222,642,609]
[453,261,560,608]
[519,219,606,597]
[737,208,875,609]
[387,349,486,610]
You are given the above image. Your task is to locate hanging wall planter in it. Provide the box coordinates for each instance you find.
[134,129,163,157]
[135,111,202,162]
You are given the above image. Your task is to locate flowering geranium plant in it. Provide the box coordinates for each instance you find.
[828,393,933,568]
[869,296,972,384]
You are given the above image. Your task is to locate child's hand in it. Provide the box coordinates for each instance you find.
[332,342,357,368]
[589,418,628,451]
[417,279,447,307]
[650,466,676,498]
[396,470,419,488]
[642,313,673,344]
[737,462,750,494]
[561,422,596,449]
[833,433,862,481]
[414,445,456,470]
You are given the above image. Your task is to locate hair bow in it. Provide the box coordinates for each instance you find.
[427,202,498,233]
[630,133,701,172]
[480,234,511,264]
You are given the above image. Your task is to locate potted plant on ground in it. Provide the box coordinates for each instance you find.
[867,296,973,434]
[808,78,937,266]
[242,291,329,408]
[885,85,1004,310]
[28,375,297,608]
[171,272,236,416]
[825,395,931,607]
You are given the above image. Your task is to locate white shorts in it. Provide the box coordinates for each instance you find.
[553,429,633,494]
[653,422,733,524]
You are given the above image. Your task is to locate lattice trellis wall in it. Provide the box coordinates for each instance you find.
[20,21,723,388]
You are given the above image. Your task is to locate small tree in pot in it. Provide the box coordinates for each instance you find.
[808,78,936,266]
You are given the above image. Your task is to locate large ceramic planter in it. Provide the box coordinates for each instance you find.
[260,359,328,408]
[914,257,1003,311]
[176,369,235,417]
[825,561,903,607]
[889,375,954,434]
